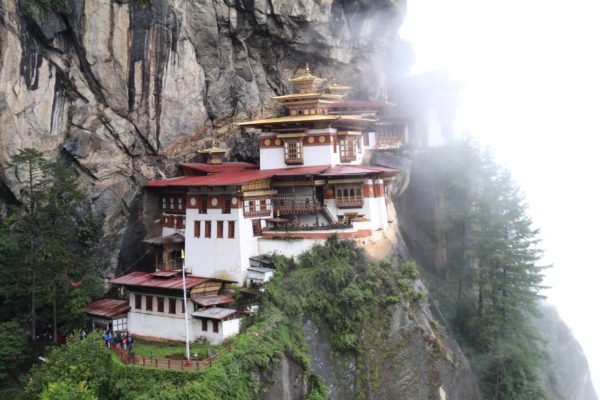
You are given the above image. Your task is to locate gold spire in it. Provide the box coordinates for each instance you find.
[305,63,311,75]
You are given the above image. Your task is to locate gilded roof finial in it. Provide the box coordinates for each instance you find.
[305,63,311,75]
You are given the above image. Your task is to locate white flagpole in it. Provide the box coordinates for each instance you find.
[181,249,190,360]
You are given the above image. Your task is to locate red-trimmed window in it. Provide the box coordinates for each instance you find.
[228,221,235,238]
[212,320,219,333]
[217,221,224,238]
[169,298,176,314]
[202,319,208,331]
[157,297,164,313]
[134,294,141,310]
[205,221,211,238]
[146,296,153,311]
[194,221,200,238]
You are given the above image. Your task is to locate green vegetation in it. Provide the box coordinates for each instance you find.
[420,141,549,399]
[0,149,109,389]
[18,238,422,399]
[133,339,222,360]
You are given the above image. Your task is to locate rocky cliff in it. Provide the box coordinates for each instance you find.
[0,0,411,272]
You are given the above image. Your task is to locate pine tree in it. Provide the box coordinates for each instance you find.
[439,141,549,399]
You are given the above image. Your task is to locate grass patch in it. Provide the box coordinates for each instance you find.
[133,339,223,360]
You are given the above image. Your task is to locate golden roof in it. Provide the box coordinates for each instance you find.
[328,83,352,91]
[237,114,376,127]
[290,64,325,84]
[198,146,229,154]
[272,93,344,101]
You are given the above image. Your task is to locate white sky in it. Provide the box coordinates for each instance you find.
[401,0,600,395]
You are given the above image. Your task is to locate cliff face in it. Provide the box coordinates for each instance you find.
[0,0,411,271]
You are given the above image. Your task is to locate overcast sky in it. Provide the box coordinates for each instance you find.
[401,0,600,394]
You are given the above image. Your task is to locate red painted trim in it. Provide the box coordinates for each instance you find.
[261,229,372,240]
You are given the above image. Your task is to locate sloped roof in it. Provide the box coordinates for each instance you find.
[111,271,213,290]
[191,295,234,307]
[191,307,237,320]
[143,233,185,245]
[85,299,130,319]
[321,165,399,176]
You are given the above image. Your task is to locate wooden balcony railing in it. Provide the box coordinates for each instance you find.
[335,197,363,209]
[243,209,271,218]
[273,195,321,215]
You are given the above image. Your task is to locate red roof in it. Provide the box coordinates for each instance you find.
[271,165,330,175]
[111,271,213,290]
[146,165,332,188]
[147,162,397,188]
[321,165,399,176]
[85,299,130,319]
[179,162,258,174]
[146,170,275,188]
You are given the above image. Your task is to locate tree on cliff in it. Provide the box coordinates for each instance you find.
[1,149,103,343]
[439,141,548,399]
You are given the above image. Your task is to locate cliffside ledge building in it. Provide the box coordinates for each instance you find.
[108,67,411,343]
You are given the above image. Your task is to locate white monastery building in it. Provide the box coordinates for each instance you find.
[108,66,415,343]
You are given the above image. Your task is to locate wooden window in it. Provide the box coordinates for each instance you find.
[181,299,185,313]
[228,221,235,238]
[169,298,176,314]
[162,196,185,214]
[202,319,208,331]
[223,197,231,214]
[252,219,262,237]
[339,137,357,162]
[175,216,185,229]
[335,185,364,208]
[135,294,142,310]
[284,139,303,165]
[212,320,219,333]
[194,221,200,238]
[157,297,164,313]
[217,221,224,238]
[205,221,211,238]
[146,295,153,311]
[244,198,271,217]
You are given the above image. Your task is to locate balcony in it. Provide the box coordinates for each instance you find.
[335,196,363,209]
[273,195,321,215]
[243,209,271,218]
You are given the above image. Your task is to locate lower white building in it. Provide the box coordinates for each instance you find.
[110,271,241,344]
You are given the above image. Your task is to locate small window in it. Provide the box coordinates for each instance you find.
[205,221,212,238]
[199,197,207,214]
[194,221,200,238]
[228,221,235,238]
[181,299,185,313]
[212,320,219,333]
[217,221,224,238]
[135,294,142,310]
[202,319,208,331]
[157,297,164,313]
[146,296,153,311]
[169,298,176,314]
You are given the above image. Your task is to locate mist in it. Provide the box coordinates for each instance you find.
[400,0,600,395]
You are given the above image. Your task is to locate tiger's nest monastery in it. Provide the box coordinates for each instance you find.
[97,66,417,343]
